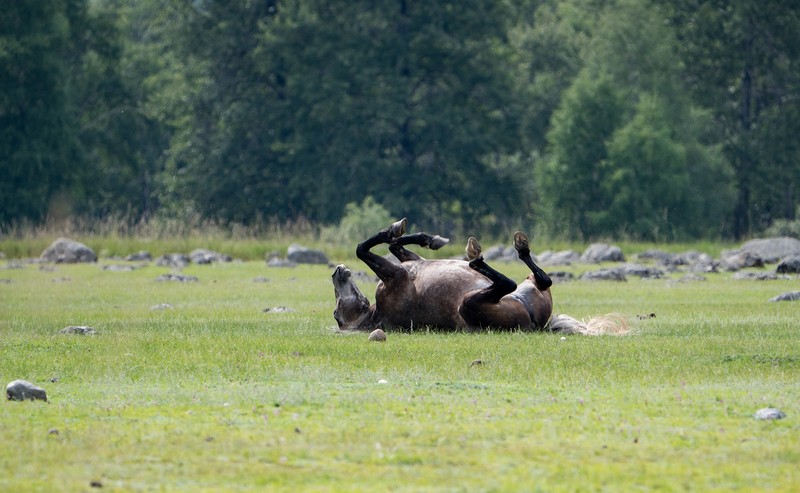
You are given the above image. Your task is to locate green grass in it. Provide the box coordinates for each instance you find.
[1,257,798,492]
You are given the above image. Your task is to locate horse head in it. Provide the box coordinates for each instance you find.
[331,264,377,331]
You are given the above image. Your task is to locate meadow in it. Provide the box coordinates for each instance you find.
[1,241,798,492]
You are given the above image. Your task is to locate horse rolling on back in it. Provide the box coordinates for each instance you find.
[332,218,627,335]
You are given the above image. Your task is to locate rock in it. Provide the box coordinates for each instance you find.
[754,408,786,420]
[252,276,270,283]
[150,303,174,310]
[286,244,328,265]
[732,271,778,281]
[368,328,387,342]
[740,237,800,263]
[678,273,707,282]
[484,245,517,262]
[720,250,765,271]
[155,253,190,269]
[621,263,664,279]
[59,326,97,335]
[637,249,675,264]
[776,255,800,274]
[125,251,152,261]
[155,273,198,282]
[580,243,625,263]
[537,250,581,266]
[103,264,138,272]
[688,253,719,273]
[6,380,47,401]
[266,253,296,268]
[40,238,97,263]
[769,291,800,302]
[189,248,232,264]
[580,268,627,282]
[263,306,295,313]
[548,271,574,283]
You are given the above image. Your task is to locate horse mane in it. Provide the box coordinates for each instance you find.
[547,313,630,335]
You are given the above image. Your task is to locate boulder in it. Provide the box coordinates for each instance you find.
[776,255,800,274]
[537,250,581,266]
[40,238,96,263]
[769,291,800,302]
[6,380,47,401]
[125,251,152,261]
[580,243,625,263]
[484,245,517,262]
[156,253,190,269]
[548,271,574,283]
[287,244,328,265]
[740,237,800,263]
[720,250,765,271]
[579,268,627,282]
[59,326,97,335]
[732,271,778,281]
[621,263,664,279]
[189,248,232,264]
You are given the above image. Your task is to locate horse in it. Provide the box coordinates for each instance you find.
[332,218,627,335]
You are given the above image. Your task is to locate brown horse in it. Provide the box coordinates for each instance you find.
[332,218,627,335]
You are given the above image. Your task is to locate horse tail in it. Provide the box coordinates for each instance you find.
[547,313,630,336]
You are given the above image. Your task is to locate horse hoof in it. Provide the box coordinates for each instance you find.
[466,237,482,260]
[429,235,449,250]
[513,231,530,254]
[388,218,407,239]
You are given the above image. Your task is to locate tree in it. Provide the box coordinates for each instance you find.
[0,1,81,225]
[661,0,800,237]
[539,0,735,240]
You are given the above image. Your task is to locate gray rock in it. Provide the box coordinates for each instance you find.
[769,291,800,302]
[6,380,47,401]
[103,264,138,272]
[40,238,97,263]
[689,253,719,273]
[189,248,232,264]
[621,263,664,279]
[150,303,174,310]
[155,273,198,282]
[537,250,581,266]
[580,243,625,263]
[548,271,574,283]
[263,306,295,313]
[754,408,786,420]
[156,253,190,269]
[125,251,152,261]
[720,250,765,271]
[266,254,296,268]
[286,244,328,265]
[59,326,97,335]
[732,271,778,281]
[637,249,675,264]
[776,255,800,274]
[740,237,800,263]
[484,245,517,262]
[580,268,627,282]
[368,328,387,341]
[678,273,707,282]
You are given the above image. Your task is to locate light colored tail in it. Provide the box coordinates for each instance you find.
[548,313,629,335]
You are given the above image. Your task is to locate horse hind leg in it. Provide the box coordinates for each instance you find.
[514,231,552,290]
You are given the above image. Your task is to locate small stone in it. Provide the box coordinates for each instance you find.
[59,326,97,335]
[559,336,567,342]
[754,408,786,420]
[368,329,387,342]
[150,303,174,311]
[263,306,295,313]
[6,380,48,401]
[155,273,198,282]
[377,379,388,384]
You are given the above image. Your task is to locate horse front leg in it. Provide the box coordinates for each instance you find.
[356,218,408,281]
[514,232,552,290]
[388,232,450,262]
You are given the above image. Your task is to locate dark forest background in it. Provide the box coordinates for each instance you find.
[2,0,798,240]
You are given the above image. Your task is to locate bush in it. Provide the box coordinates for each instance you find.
[322,197,393,244]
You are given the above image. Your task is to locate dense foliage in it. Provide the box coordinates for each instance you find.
[1,0,798,240]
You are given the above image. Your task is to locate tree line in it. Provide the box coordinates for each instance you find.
[1,0,798,240]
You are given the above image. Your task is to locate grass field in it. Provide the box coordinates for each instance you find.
[1,250,798,492]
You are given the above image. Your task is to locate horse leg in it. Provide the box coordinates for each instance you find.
[389,232,450,262]
[514,232,552,290]
[356,218,408,281]
[464,237,518,304]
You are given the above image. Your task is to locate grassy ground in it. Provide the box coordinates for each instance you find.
[1,255,798,492]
